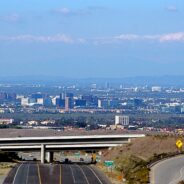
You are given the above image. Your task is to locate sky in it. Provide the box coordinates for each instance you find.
[0,0,184,78]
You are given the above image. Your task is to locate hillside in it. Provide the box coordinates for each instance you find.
[103,135,180,161]
[101,135,183,184]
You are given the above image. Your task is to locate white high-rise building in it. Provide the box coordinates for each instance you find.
[151,86,161,92]
[37,98,44,105]
[91,83,97,89]
[51,97,58,106]
[115,115,129,126]
[98,99,102,108]
[21,97,29,106]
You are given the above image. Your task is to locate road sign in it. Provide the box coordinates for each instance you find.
[104,161,114,173]
[74,152,80,156]
[176,139,183,149]
[104,161,114,167]
[92,153,96,160]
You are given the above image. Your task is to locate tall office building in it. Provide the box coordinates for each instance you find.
[66,93,74,98]
[115,115,129,126]
[37,98,44,105]
[151,86,161,92]
[21,97,29,106]
[56,98,65,108]
[7,93,16,100]
[75,99,86,107]
[66,93,74,109]
[98,99,109,109]
[65,97,70,111]
[60,93,66,100]
[31,93,45,100]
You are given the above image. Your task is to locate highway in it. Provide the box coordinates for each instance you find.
[150,155,184,184]
[3,162,111,184]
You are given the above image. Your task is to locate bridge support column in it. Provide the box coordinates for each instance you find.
[41,144,45,164]
[46,152,54,163]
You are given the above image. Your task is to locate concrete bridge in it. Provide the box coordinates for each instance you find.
[0,134,145,163]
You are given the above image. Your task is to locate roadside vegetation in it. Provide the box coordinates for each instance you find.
[101,135,184,184]
[178,181,184,184]
[0,152,19,162]
[0,152,18,182]
[0,162,16,183]
[1,112,184,128]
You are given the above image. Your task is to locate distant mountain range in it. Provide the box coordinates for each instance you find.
[0,75,184,87]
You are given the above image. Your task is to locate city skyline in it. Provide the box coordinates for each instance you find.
[0,0,184,77]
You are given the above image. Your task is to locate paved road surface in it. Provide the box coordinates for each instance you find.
[150,155,184,184]
[3,162,111,184]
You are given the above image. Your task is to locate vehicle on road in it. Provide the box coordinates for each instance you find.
[79,158,84,162]
[64,158,71,164]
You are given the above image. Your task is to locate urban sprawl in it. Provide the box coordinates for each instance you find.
[0,83,184,134]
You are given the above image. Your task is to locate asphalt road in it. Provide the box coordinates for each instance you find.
[150,155,184,184]
[3,162,111,184]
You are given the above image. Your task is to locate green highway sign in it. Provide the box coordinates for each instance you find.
[104,161,114,167]
[74,152,80,156]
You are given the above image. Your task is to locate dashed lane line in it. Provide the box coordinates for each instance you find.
[76,165,90,184]
[86,166,104,184]
[69,165,76,183]
[26,164,30,184]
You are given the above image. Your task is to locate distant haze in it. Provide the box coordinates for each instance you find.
[0,1,184,77]
[0,75,184,87]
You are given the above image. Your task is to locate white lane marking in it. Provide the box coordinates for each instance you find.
[169,166,184,184]
[86,166,103,184]
[13,163,23,184]
[69,165,76,183]
[26,164,30,184]
[76,165,90,184]
[150,155,184,184]
[151,165,156,184]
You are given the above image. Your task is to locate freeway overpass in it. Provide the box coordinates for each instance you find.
[0,134,145,163]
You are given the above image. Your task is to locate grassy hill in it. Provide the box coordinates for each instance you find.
[101,135,183,184]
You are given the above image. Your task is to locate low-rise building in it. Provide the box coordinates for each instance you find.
[0,118,14,125]
[40,120,55,125]
[27,120,39,126]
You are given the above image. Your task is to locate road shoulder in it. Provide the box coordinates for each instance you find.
[0,162,16,184]
[150,154,184,184]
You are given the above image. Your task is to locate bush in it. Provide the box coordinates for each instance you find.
[115,154,149,184]
[178,181,184,184]
[0,152,19,162]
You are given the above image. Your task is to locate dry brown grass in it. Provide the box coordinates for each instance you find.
[0,163,15,176]
[100,135,184,184]
[103,135,182,162]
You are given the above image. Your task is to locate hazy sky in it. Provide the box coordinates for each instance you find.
[0,0,184,78]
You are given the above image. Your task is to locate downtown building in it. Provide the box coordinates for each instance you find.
[115,115,129,126]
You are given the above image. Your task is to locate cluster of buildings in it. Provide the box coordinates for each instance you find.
[0,118,14,125]
[0,85,184,114]
[27,120,55,126]
[19,92,98,110]
[0,115,130,130]
[1,115,184,135]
